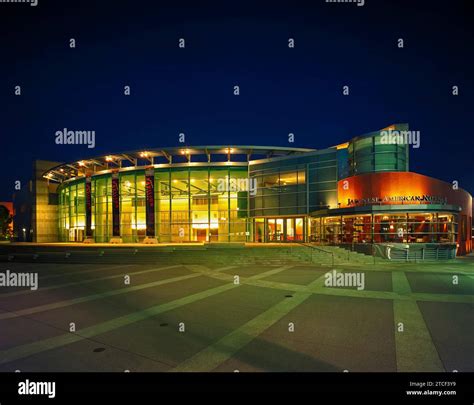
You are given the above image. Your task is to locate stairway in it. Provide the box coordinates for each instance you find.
[0,244,310,266]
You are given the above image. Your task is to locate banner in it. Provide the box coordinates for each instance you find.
[111,173,120,237]
[85,177,92,237]
[145,169,155,237]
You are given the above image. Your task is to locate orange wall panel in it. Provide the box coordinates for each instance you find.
[337,172,472,254]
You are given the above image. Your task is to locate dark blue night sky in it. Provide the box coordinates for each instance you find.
[0,0,472,201]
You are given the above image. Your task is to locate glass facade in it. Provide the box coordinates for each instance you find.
[57,166,249,243]
[257,217,306,242]
[58,180,86,242]
[247,150,339,243]
[348,126,409,176]
[310,213,458,244]
[50,137,470,254]
[249,163,307,217]
[92,175,112,242]
[249,150,339,217]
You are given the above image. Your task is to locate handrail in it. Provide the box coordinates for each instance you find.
[376,243,455,262]
[293,241,335,266]
[295,241,334,255]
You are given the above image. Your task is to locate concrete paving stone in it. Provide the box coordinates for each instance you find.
[0,276,225,350]
[0,263,136,295]
[337,270,393,292]
[0,266,193,311]
[406,272,474,295]
[1,260,472,373]
[36,264,147,286]
[261,267,326,286]
[417,301,474,372]
[0,338,166,372]
[220,265,280,278]
[83,285,288,371]
[0,317,67,352]
[0,263,99,280]
[213,295,396,372]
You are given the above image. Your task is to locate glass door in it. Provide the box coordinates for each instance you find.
[275,219,284,241]
[267,218,284,241]
[266,217,304,242]
[286,218,295,241]
[255,218,265,242]
[295,218,304,241]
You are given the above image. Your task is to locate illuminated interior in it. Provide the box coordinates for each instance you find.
[58,167,249,243]
[309,213,457,244]
[50,135,471,254]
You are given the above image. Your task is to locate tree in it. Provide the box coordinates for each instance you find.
[0,205,13,240]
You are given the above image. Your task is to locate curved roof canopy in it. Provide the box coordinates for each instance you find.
[43,145,316,183]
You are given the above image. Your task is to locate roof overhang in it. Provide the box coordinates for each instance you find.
[42,145,316,183]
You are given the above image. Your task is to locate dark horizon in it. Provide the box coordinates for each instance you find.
[1,0,473,200]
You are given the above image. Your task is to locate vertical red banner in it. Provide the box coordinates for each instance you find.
[145,169,155,237]
[112,173,120,237]
[85,177,92,238]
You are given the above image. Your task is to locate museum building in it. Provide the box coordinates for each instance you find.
[16,124,472,257]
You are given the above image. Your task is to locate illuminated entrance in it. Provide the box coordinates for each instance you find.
[254,217,305,242]
[68,228,84,242]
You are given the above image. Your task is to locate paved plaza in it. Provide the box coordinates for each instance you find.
[0,257,472,372]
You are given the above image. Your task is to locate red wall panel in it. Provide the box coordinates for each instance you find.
[337,172,472,255]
